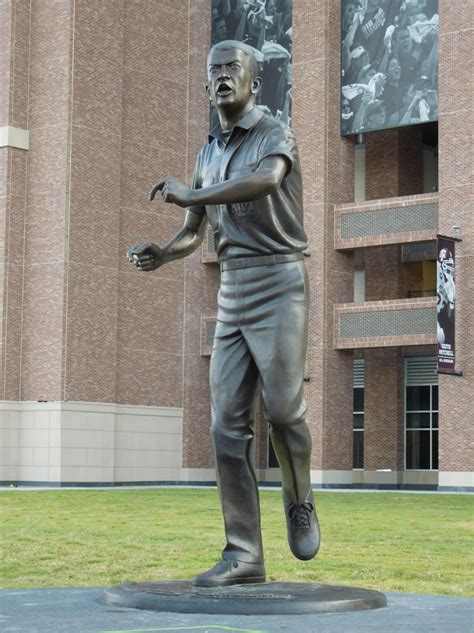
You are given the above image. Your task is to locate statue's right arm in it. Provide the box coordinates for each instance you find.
[127,210,207,272]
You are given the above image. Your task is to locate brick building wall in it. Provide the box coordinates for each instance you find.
[0,0,191,483]
[0,1,472,488]
[437,2,474,486]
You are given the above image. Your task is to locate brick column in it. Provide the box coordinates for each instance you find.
[363,348,404,485]
[437,4,474,489]
[181,0,219,476]
[293,1,354,484]
[0,0,31,402]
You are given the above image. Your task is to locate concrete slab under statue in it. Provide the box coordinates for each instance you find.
[103,580,387,615]
[121,40,387,616]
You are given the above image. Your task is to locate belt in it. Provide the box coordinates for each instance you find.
[220,252,303,271]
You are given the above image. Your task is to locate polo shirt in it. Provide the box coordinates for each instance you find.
[188,107,307,261]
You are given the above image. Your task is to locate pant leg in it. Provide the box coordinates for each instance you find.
[210,318,263,564]
[242,260,312,505]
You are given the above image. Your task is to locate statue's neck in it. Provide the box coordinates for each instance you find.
[218,101,256,132]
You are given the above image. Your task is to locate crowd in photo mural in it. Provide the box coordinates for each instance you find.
[341,0,439,134]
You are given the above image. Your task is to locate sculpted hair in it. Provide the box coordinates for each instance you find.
[208,40,259,79]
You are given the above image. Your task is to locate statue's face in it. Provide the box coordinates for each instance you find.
[207,47,254,113]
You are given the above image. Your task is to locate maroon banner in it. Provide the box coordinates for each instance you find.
[437,237,456,372]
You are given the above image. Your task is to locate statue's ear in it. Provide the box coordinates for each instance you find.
[206,85,213,104]
[251,76,263,95]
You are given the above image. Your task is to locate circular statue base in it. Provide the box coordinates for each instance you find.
[103,581,387,615]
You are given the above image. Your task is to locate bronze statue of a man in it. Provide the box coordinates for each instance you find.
[128,40,319,587]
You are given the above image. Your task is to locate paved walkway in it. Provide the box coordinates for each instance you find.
[1,587,472,633]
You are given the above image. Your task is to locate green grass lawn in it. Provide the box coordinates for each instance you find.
[1,488,473,596]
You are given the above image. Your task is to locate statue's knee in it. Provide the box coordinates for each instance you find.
[264,396,307,428]
[265,406,301,427]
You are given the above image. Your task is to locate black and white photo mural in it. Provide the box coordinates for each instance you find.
[341,0,439,135]
[211,0,293,126]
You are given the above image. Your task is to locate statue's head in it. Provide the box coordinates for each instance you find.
[207,40,262,113]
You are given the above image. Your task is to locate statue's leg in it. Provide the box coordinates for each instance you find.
[210,320,263,565]
[244,260,320,560]
[192,293,265,587]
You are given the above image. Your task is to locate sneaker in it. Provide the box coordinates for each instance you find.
[284,495,320,561]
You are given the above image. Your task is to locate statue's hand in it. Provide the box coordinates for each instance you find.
[127,241,164,271]
[149,177,194,208]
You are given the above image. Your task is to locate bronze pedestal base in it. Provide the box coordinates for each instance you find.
[103,581,387,615]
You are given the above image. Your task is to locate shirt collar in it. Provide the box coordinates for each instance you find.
[208,107,264,143]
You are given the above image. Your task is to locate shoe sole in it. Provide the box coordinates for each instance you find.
[192,575,267,588]
[288,525,321,561]
[290,546,319,561]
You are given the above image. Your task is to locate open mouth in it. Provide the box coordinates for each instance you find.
[217,82,233,96]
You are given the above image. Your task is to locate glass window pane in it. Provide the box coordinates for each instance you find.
[432,412,438,429]
[406,412,431,429]
[432,386,439,411]
[353,413,364,430]
[432,431,438,470]
[353,388,364,412]
[406,385,430,411]
[353,430,364,469]
[406,430,431,469]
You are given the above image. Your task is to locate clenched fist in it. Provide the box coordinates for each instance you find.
[127,241,165,272]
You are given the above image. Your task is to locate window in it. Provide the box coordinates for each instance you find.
[353,387,364,469]
[405,357,438,471]
[353,359,364,469]
[404,260,437,298]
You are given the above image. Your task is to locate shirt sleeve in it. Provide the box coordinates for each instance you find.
[187,146,206,217]
[257,121,298,176]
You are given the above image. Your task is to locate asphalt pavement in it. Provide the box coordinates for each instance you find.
[0,586,473,633]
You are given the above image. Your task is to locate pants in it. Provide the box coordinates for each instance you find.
[210,257,313,564]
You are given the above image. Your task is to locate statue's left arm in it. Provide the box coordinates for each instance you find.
[150,155,288,209]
